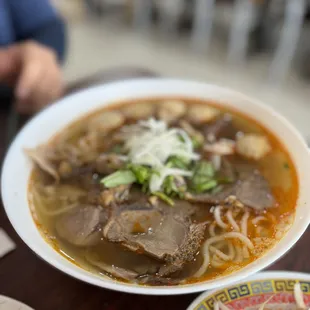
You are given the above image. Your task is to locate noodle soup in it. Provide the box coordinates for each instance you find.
[27,98,298,285]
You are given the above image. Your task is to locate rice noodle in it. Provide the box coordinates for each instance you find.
[210,255,226,268]
[194,232,254,277]
[209,246,233,261]
[234,245,243,263]
[241,211,250,236]
[209,222,217,237]
[267,213,277,224]
[294,283,307,309]
[256,226,264,237]
[214,206,228,229]
[33,190,79,216]
[242,246,250,259]
[226,210,240,231]
[252,216,266,225]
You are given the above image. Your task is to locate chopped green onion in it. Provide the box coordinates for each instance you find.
[195,180,218,193]
[128,164,151,184]
[100,170,136,188]
[196,161,215,178]
[153,191,175,206]
[192,136,203,149]
[167,156,190,170]
[211,185,223,194]
[163,175,174,195]
[216,176,234,184]
[191,160,217,193]
[162,175,187,198]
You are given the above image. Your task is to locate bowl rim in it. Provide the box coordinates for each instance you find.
[187,271,310,310]
[2,78,310,295]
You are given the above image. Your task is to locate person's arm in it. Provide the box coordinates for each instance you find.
[8,0,67,63]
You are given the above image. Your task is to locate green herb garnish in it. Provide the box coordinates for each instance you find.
[128,164,152,184]
[195,180,218,193]
[153,191,175,206]
[101,170,136,188]
[283,162,290,169]
[163,175,187,198]
[167,156,190,170]
[191,160,217,193]
[192,135,204,149]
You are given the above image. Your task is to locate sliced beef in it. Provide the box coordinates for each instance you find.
[56,205,107,246]
[138,275,181,286]
[217,158,237,182]
[88,185,131,207]
[203,114,237,142]
[25,147,59,181]
[158,222,207,276]
[103,201,206,275]
[232,172,275,210]
[187,171,275,210]
[86,252,138,281]
[95,153,126,175]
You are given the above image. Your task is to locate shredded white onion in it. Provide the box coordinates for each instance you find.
[149,167,192,193]
[124,118,199,192]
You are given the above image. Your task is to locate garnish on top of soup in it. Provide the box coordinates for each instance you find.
[27,99,298,286]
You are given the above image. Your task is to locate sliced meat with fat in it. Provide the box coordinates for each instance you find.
[56,205,107,246]
[103,201,206,275]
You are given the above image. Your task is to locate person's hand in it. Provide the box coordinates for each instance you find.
[0,41,63,114]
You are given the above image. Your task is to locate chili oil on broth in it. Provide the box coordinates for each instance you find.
[28,97,298,285]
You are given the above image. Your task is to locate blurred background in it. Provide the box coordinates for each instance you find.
[53,0,310,140]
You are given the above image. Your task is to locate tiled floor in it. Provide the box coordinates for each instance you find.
[63,15,310,140]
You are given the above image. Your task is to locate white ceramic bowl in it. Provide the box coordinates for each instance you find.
[2,79,310,295]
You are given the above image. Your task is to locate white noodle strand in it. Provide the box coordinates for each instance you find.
[214,206,228,229]
[241,211,250,236]
[209,222,217,237]
[209,246,233,261]
[195,232,253,277]
[234,245,243,263]
[226,210,240,231]
[242,246,250,259]
[252,216,266,225]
